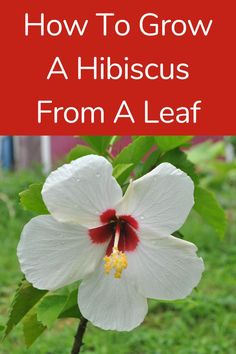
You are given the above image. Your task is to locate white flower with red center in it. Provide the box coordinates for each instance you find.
[17,155,204,331]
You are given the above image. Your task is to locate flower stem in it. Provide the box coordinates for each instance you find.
[71,316,88,354]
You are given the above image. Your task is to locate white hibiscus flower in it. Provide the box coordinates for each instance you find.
[17,155,204,331]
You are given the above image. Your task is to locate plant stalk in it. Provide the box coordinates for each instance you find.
[71,316,88,354]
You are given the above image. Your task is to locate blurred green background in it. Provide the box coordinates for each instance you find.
[0,138,236,354]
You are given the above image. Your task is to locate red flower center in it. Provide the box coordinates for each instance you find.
[89,209,139,255]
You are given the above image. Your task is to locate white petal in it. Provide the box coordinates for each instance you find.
[126,235,204,300]
[78,263,148,331]
[117,163,194,235]
[42,155,122,227]
[17,215,107,290]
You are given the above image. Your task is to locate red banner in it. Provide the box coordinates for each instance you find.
[1,1,235,135]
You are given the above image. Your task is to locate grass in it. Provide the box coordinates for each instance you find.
[0,169,236,354]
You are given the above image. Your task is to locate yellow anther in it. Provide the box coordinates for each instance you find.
[103,246,128,279]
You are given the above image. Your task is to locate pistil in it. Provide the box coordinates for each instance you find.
[103,224,128,279]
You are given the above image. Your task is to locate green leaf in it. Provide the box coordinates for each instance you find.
[187,141,224,164]
[159,149,199,185]
[66,144,96,162]
[59,289,81,319]
[155,136,193,152]
[4,280,47,338]
[19,183,48,214]
[80,136,114,154]
[131,136,140,141]
[113,137,154,167]
[136,149,161,178]
[0,325,4,333]
[113,163,134,185]
[172,231,185,239]
[23,311,46,347]
[194,186,227,238]
[37,295,68,328]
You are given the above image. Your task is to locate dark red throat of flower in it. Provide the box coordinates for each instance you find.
[89,209,139,255]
